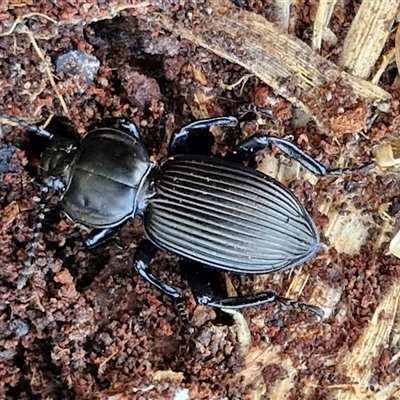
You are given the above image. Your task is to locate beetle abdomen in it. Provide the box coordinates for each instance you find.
[144,155,320,274]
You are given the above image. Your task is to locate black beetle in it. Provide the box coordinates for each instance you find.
[0,111,374,328]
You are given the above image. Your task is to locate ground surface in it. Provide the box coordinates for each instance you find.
[1,1,400,400]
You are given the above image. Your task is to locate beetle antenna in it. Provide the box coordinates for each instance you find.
[17,186,49,289]
[0,111,53,140]
[176,300,195,334]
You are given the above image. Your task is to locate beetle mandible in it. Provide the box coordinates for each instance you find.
[0,111,374,328]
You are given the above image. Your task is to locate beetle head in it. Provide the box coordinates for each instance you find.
[40,137,78,191]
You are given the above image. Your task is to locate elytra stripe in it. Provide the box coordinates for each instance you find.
[149,203,309,255]
[155,183,314,239]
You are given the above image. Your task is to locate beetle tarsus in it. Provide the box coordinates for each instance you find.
[231,132,375,176]
[326,161,376,176]
[274,296,325,318]
[176,300,194,334]
[237,104,274,120]
[297,303,325,318]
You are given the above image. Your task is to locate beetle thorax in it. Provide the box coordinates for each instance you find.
[60,128,153,228]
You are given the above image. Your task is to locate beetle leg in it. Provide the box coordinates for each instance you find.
[169,116,237,155]
[230,132,375,175]
[116,119,141,140]
[176,300,195,334]
[183,261,222,303]
[97,118,141,140]
[203,292,324,318]
[84,227,121,249]
[184,262,324,318]
[134,240,194,332]
[134,240,182,298]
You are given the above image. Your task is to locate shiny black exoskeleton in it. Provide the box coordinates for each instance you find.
[0,111,374,328]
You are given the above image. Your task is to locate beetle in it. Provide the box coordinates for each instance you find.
[0,111,374,328]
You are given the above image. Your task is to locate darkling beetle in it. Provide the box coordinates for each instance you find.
[0,111,374,330]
